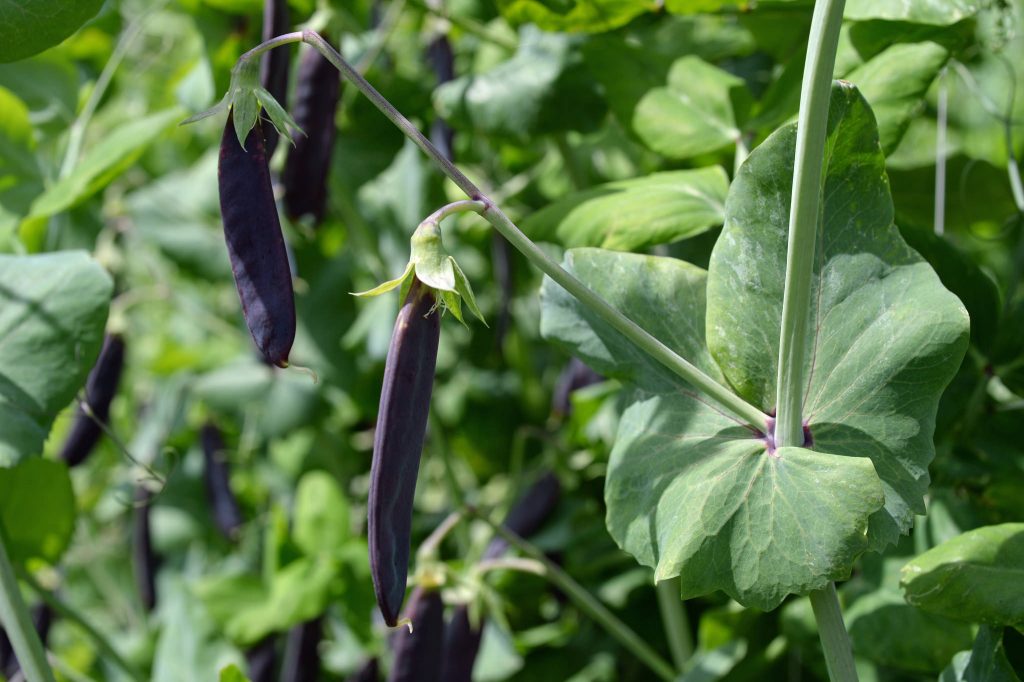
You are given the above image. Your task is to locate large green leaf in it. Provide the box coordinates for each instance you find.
[901,523,1024,627]
[0,0,104,63]
[0,458,75,563]
[540,249,885,609]
[0,251,112,465]
[522,167,729,251]
[845,0,980,25]
[706,83,969,552]
[843,41,949,153]
[293,471,350,558]
[433,27,605,139]
[632,55,751,159]
[495,0,655,33]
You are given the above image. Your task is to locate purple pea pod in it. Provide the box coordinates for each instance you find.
[388,588,443,682]
[282,45,341,223]
[369,279,441,627]
[218,114,296,368]
[438,605,481,682]
[60,333,126,467]
[426,35,455,162]
[133,486,160,612]
[245,636,278,682]
[551,357,603,419]
[280,616,323,682]
[346,658,380,682]
[200,422,244,540]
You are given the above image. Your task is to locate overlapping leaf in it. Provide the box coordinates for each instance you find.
[707,83,969,552]
[540,83,968,608]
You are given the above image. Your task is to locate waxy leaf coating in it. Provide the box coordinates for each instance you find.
[540,83,969,609]
[218,114,296,368]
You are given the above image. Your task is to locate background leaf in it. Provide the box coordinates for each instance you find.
[0,251,112,465]
[0,0,105,63]
[0,458,75,563]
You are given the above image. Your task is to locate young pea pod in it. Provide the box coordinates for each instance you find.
[388,588,443,682]
[133,486,159,612]
[426,35,455,162]
[259,0,292,157]
[369,279,441,627]
[245,636,278,682]
[280,616,323,682]
[218,114,296,367]
[201,422,244,540]
[551,358,603,420]
[438,605,480,682]
[59,333,125,467]
[283,46,341,223]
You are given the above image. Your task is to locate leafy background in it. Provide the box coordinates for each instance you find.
[0,0,1023,680]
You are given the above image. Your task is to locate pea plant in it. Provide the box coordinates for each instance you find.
[1,1,1023,681]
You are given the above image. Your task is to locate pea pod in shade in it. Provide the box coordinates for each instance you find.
[245,636,277,682]
[283,45,341,223]
[133,486,160,612]
[280,616,322,682]
[346,658,379,682]
[426,35,455,163]
[200,422,244,540]
[218,114,296,368]
[388,587,443,682]
[369,278,441,627]
[259,0,291,157]
[59,333,125,467]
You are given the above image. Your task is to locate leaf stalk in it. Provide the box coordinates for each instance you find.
[0,526,56,682]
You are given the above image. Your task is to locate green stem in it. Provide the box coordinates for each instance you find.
[295,30,766,427]
[809,584,858,682]
[18,570,145,682]
[468,507,676,681]
[406,0,519,50]
[774,0,845,448]
[0,528,56,682]
[656,577,693,671]
[421,200,487,227]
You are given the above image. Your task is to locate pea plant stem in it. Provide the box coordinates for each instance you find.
[467,506,677,681]
[656,577,693,671]
[293,30,768,428]
[774,0,845,449]
[0,528,56,682]
[775,1,858,681]
[809,584,859,682]
[18,570,145,682]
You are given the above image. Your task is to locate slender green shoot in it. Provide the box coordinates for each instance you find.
[0,528,56,682]
[810,585,859,682]
[656,577,693,671]
[467,506,677,681]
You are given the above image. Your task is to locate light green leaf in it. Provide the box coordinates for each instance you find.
[218,664,252,682]
[352,262,413,298]
[940,626,1021,682]
[901,523,1024,627]
[434,27,605,138]
[0,251,112,465]
[0,458,75,563]
[26,108,185,222]
[293,471,350,558]
[522,167,729,251]
[0,85,42,221]
[632,55,750,159]
[845,0,980,25]
[706,83,969,552]
[0,0,104,63]
[496,0,655,33]
[540,249,885,609]
[666,0,746,13]
[843,42,949,153]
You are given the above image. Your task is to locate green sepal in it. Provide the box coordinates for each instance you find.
[352,220,486,327]
[255,86,301,142]
[352,262,414,298]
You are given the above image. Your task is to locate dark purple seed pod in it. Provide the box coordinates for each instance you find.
[245,636,278,682]
[426,35,455,162]
[551,358,603,419]
[484,472,561,560]
[59,333,126,467]
[369,279,441,627]
[218,114,296,368]
[0,604,54,678]
[280,616,323,682]
[439,605,482,682]
[133,486,159,612]
[346,657,380,682]
[388,588,443,682]
[282,46,341,223]
[201,422,244,540]
[259,0,292,158]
